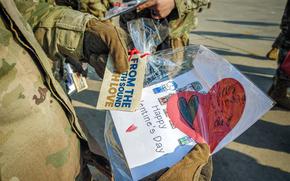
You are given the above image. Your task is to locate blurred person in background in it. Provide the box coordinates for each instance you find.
[267,0,290,110]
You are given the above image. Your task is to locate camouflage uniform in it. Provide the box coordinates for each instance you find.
[12,0,96,89]
[70,0,210,49]
[80,0,118,18]
[14,0,95,64]
[49,0,117,19]
[120,0,210,50]
[14,0,128,84]
[0,0,131,179]
[77,1,213,180]
[0,0,86,180]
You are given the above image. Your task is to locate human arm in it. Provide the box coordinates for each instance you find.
[137,0,210,19]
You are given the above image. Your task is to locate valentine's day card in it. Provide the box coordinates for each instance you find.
[109,45,274,180]
[110,70,201,180]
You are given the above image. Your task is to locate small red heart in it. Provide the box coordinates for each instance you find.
[126,124,138,133]
[167,78,246,152]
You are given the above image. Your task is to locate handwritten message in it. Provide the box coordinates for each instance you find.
[139,101,169,153]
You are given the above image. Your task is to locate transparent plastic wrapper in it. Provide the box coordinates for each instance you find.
[64,63,76,95]
[104,19,274,180]
[127,18,187,85]
[104,0,146,20]
[96,18,168,111]
[105,113,132,181]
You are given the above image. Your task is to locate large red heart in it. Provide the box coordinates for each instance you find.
[167,78,246,152]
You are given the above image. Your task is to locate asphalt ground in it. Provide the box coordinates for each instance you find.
[191,0,290,180]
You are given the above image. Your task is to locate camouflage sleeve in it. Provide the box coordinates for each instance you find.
[54,0,81,10]
[80,0,118,18]
[13,0,54,28]
[175,0,210,18]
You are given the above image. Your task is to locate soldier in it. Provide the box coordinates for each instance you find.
[64,0,210,50]
[0,0,128,180]
[120,0,211,50]
[0,1,212,181]
[53,0,117,19]
[268,0,290,110]
[103,0,214,180]
[266,0,289,61]
[73,1,214,180]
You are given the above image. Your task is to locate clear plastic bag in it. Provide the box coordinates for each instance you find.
[104,18,274,180]
[104,0,147,20]
[127,18,169,53]
[104,113,132,181]
[127,18,173,85]
[104,18,172,180]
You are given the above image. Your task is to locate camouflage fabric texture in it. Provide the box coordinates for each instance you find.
[14,0,95,62]
[38,0,116,19]
[0,0,87,180]
[14,0,55,29]
[14,0,95,87]
[80,0,118,18]
[120,0,210,49]
[16,0,129,79]
[168,0,210,44]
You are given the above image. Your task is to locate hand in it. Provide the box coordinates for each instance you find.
[83,19,130,76]
[140,143,212,181]
[137,0,175,19]
[158,143,212,181]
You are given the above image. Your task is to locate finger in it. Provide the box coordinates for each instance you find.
[151,12,163,19]
[150,8,162,19]
[137,0,157,11]
[89,54,107,78]
[151,13,162,19]
[109,26,129,73]
[86,20,129,73]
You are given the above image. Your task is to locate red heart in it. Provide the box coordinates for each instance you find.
[167,78,246,152]
[126,124,138,133]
